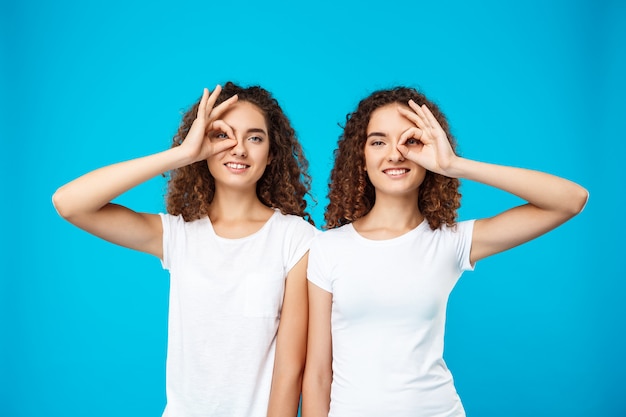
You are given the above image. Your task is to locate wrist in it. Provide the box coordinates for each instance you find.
[170,144,200,168]
[441,155,465,178]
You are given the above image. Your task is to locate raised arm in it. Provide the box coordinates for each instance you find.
[302,281,333,417]
[267,254,310,417]
[448,158,587,264]
[398,101,589,264]
[52,86,238,257]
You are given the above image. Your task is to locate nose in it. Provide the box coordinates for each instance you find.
[231,137,247,157]
[387,141,404,162]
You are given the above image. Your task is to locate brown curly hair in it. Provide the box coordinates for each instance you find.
[325,86,461,230]
[166,82,314,225]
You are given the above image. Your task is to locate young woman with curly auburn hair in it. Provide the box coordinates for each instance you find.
[53,82,317,417]
[303,86,589,417]
[324,87,460,230]
[167,82,314,224]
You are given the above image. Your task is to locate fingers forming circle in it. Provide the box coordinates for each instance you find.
[208,119,235,140]
[399,127,424,147]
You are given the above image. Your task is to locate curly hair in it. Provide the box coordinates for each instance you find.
[325,86,461,230]
[166,82,314,225]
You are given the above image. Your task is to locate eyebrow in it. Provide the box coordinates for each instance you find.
[247,128,267,135]
[228,127,268,136]
[367,128,413,139]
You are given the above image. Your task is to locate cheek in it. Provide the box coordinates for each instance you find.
[205,159,217,175]
[206,154,219,165]
[206,153,225,173]
[363,150,378,171]
[254,151,270,167]
[363,159,379,181]
[259,144,272,164]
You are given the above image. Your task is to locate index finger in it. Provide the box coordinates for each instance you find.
[209,94,239,121]
[399,127,423,145]
[208,119,236,140]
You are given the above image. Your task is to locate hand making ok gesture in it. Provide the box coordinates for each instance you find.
[396,100,459,177]
[180,85,240,163]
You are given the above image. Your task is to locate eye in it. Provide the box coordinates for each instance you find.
[370,140,385,146]
[215,132,230,139]
[405,138,421,145]
[248,136,264,143]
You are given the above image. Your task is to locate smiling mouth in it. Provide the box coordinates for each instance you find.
[225,162,250,170]
[383,168,410,176]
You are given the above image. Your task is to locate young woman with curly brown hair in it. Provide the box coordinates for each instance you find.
[302,86,588,417]
[53,82,317,417]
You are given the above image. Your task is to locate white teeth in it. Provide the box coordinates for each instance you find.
[226,163,248,169]
[385,169,407,176]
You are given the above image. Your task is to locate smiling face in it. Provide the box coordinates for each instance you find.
[364,103,426,199]
[207,101,271,192]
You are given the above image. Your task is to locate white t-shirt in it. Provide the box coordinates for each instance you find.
[160,210,316,417]
[308,219,475,417]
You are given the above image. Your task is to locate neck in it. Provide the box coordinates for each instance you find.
[353,193,423,239]
[208,186,270,221]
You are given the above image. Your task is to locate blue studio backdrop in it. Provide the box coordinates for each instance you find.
[1,0,624,416]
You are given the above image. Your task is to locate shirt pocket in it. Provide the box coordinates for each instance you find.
[244,269,286,318]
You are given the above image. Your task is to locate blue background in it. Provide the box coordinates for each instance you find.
[2,0,625,416]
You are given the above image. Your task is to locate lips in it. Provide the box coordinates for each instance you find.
[383,168,410,176]
[225,162,250,170]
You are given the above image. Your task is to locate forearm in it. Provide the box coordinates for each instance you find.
[447,156,588,214]
[303,282,332,417]
[301,373,331,417]
[267,368,304,417]
[53,146,192,219]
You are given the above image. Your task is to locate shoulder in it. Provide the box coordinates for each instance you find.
[160,212,208,224]
[272,211,318,237]
[402,220,475,249]
[311,224,353,246]
[160,212,182,230]
[437,219,475,235]
[160,212,211,234]
[429,220,475,256]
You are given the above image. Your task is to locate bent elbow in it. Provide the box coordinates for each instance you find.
[52,186,75,220]
[568,186,589,216]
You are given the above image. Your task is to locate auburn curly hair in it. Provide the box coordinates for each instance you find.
[325,86,461,230]
[166,82,314,225]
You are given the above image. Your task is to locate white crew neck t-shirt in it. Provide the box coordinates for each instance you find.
[160,210,316,417]
[308,219,475,417]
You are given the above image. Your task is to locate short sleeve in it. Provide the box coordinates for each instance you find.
[307,235,333,293]
[456,220,476,272]
[283,217,318,273]
[159,213,185,271]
